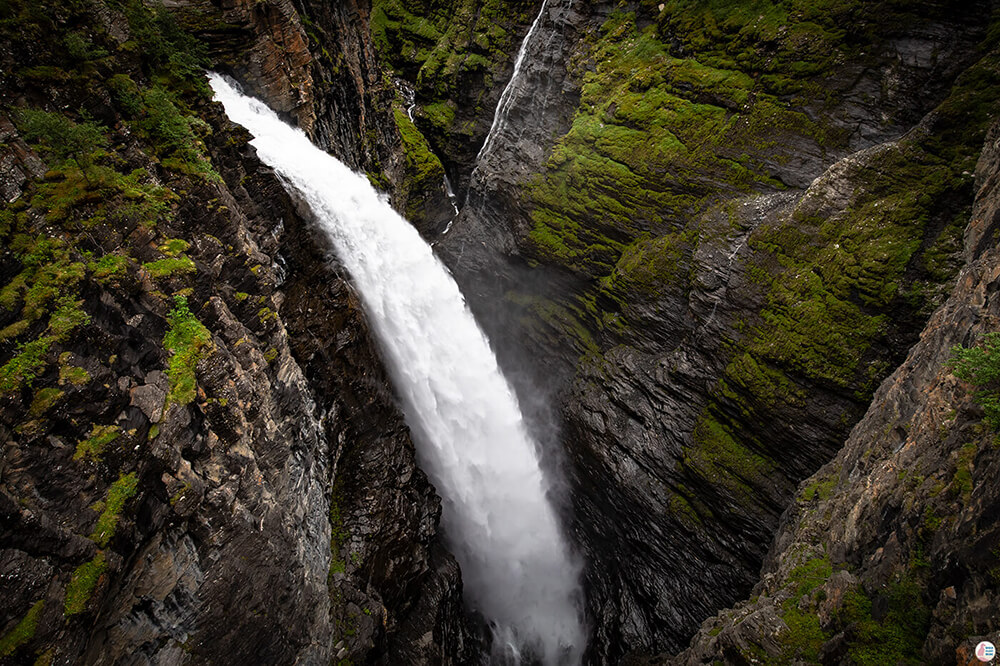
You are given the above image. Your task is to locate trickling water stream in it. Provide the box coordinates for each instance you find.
[474,0,551,165]
[209,74,585,665]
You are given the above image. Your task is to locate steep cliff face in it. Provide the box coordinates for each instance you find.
[423,0,998,659]
[369,0,545,196]
[0,0,472,663]
[667,116,1000,666]
[171,0,453,236]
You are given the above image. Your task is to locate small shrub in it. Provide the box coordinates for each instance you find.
[14,108,107,174]
[107,74,142,117]
[949,332,1000,428]
[64,31,108,62]
[47,296,89,341]
[0,336,53,394]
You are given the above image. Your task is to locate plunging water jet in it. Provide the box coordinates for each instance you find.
[208,74,585,665]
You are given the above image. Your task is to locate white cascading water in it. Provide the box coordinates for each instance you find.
[208,74,585,665]
[474,0,550,164]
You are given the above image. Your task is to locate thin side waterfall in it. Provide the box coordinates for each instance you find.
[208,74,585,665]
[474,0,550,165]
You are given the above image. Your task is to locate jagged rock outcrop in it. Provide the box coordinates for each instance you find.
[0,0,473,663]
[665,116,1000,666]
[172,0,453,236]
[170,0,316,130]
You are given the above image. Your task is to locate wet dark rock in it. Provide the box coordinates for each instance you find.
[0,1,474,662]
[670,117,1000,665]
[434,0,994,660]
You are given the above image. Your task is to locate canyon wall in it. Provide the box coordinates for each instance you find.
[668,114,1000,666]
[387,0,999,659]
[0,0,474,663]
[3,0,1000,663]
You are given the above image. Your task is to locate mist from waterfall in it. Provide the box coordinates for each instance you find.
[209,74,585,665]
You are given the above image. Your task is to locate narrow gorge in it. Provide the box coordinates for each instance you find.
[1,0,999,665]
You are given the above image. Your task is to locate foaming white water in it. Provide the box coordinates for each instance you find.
[209,74,585,665]
[475,0,550,165]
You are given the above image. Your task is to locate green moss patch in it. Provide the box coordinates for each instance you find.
[28,387,63,417]
[90,472,138,547]
[143,256,196,279]
[64,551,106,616]
[74,424,120,462]
[0,600,44,658]
[163,296,212,405]
[684,409,774,505]
[839,578,931,665]
[393,107,445,222]
[525,10,809,278]
[372,0,534,113]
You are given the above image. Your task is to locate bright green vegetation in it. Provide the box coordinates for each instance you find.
[159,238,190,256]
[47,297,89,341]
[393,107,446,220]
[58,362,90,386]
[602,231,693,295]
[839,578,931,665]
[770,554,834,662]
[0,0,214,407]
[950,442,977,500]
[0,337,53,395]
[64,551,106,616]
[371,0,534,127]
[136,85,220,182]
[15,108,107,174]
[651,0,925,95]
[163,296,212,406]
[787,554,833,599]
[950,332,1000,429]
[0,600,44,658]
[88,254,130,285]
[13,108,177,231]
[0,235,85,326]
[762,549,931,664]
[143,256,196,279]
[518,7,1000,551]
[74,424,121,462]
[525,9,809,276]
[90,472,138,546]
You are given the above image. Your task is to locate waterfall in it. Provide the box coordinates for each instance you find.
[208,74,585,665]
[474,0,550,165]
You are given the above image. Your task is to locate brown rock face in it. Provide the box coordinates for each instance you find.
[170,0,316,131]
